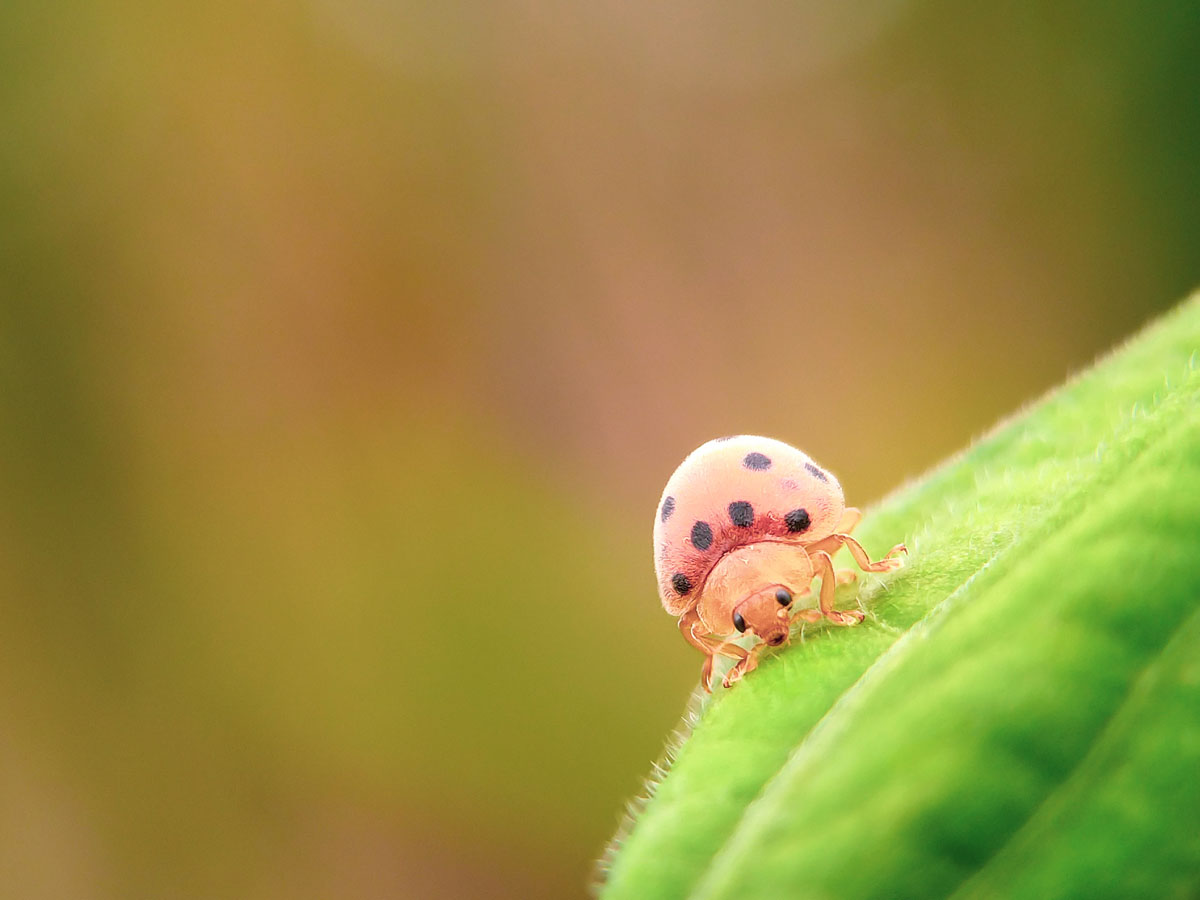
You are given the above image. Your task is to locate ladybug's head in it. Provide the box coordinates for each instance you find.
[731,584,794,647]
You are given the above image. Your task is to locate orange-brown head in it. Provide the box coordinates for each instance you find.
[730,583,796,646]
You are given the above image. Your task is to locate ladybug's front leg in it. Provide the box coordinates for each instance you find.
[701,645,760,691]
[679,607,750,692]
[718,645,764,689]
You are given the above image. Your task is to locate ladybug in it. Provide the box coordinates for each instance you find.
[654,435,905,691]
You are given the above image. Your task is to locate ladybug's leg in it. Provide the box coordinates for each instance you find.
[806,531,906,574]
[838,534,906,573]
[679,608,749,693]
[812,550,866,626]
[801,507,860,561]
[803,531,861,585]
[717,643,763,689]
[790,607,824,625]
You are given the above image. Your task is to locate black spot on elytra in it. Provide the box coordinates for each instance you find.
[691,520,714,550]
[661,496,675,522]
[728,501,754,527]
[785,508,811,532]
[743,452,772,471]
[804,462,828,482]
[672,573,692,595]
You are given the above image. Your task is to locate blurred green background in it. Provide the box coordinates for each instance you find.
[1,2,1198,898]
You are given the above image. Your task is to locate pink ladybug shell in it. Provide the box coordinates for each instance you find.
[653,435,846,616]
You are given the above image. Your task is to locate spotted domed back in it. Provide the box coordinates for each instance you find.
[653,435,845,615]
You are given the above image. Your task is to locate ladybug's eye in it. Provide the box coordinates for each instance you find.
[732,612,747,633]
[775,588,792,606]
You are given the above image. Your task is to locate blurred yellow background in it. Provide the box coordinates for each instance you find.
[2,2,1197,898]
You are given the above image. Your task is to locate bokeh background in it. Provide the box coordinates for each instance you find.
[2,2,1198,898]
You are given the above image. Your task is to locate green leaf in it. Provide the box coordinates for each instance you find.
[597,294,1200,900]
